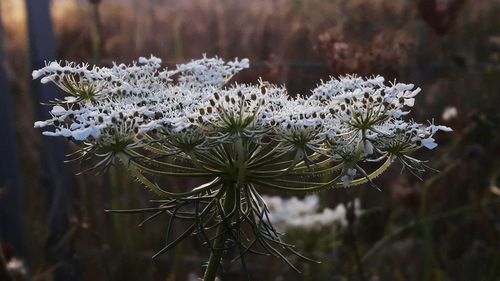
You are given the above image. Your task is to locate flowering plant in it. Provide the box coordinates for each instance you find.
[33,55,451,280]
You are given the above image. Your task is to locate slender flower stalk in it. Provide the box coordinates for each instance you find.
[33,55,451,280]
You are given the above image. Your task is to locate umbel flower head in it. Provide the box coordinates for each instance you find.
[33,55,451,277]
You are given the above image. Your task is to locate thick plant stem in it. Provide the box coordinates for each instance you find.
[203,185,236,281]
[202,234,224,281]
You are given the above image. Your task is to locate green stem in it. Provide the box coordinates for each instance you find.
[203,185,236,281]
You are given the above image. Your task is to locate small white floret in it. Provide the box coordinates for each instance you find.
[422,137,438,149]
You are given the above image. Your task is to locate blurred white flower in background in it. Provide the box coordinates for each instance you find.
[263,195,362,231]
[441,106,458,122]
[6,257,28,277]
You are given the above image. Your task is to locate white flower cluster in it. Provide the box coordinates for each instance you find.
[32,55,454,269]
[263,195,361,231]
[33,55,450,180]
[308,76,452,157]
[5,257,28,277]
[33,55,249,144]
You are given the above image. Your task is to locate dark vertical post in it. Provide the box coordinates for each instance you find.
[0,6,24,261]
[25,0,78,280]
[89,0,103,65]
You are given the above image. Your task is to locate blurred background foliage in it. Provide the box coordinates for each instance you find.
[0,0,499,280]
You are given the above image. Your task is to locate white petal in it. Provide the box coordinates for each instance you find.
[71,127,92,141]
[42,131,57,137]
[32,70,43,80]
[441,126,453,132]
[60,128,72,137]
[70,123,80,130]
[406,87,421,98]
[51,105,66,116]
[404,98,415,107]
[368,76,384,84]
[239,58,250,68]
[395,83,414,91]
[90,127,101,138]
[432,125,453,133]
[34,121,48,128]
[393,110,410,118]
[422,137,438,149]
[48,61,60,68]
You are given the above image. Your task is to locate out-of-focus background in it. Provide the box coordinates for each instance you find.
[0,0,499,280]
